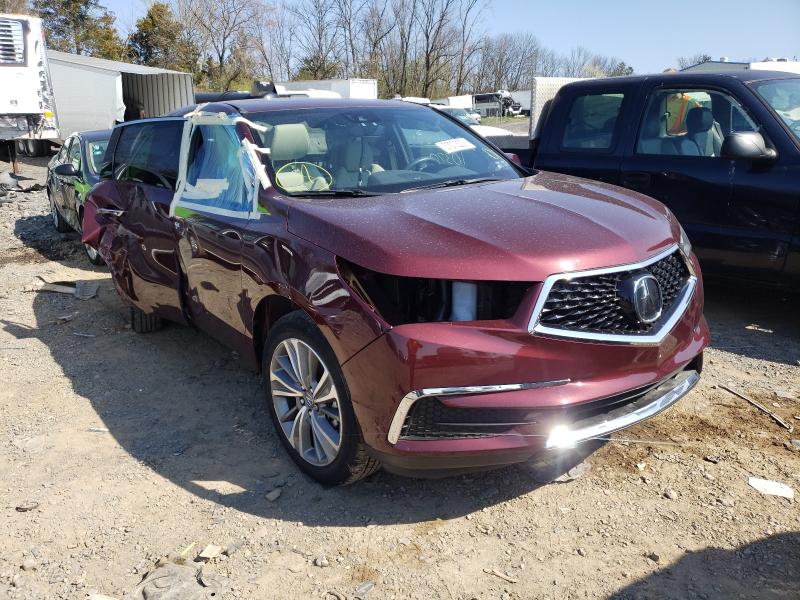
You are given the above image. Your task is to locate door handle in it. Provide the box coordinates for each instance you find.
[173,218,187,235]
[220,229,241,240]
[97,208,126,217]
[621,172,652,188]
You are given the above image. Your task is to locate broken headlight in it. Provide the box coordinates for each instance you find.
[337,258,532,325]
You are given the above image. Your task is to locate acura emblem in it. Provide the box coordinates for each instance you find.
[618,273,663,324]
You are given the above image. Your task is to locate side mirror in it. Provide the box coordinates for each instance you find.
[53,162,79,177]
[504,152,522,166]
[98,161,113,180]
[721,131,777,161]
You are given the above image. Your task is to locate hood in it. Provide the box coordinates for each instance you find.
[471,124,514,137]
[287,171,679,281]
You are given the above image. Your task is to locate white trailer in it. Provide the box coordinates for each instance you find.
[47,50,194,141]
[0,14,58,153]
[276,78,378,99]
[431,94,473,108]
[510,90,531,116]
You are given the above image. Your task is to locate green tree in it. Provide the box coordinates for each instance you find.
[128,2,198,71]
[33,0,124,59]
[609,61,634,77]
[0,0,30,13]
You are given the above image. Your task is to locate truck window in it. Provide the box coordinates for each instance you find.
[636,89,758,158]
[114,121,183,190]
[561,93,624,150]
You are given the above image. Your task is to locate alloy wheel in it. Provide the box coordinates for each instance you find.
[84,243,100,262]
[269,338,342,466]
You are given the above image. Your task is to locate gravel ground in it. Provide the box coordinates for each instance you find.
[0,156,798,600]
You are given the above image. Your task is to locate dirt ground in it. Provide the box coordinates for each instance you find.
[1,156,798,600]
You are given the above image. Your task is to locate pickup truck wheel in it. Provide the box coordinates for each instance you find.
[130,306,163,333]
[49,191,71,233]
[264,311,380,485]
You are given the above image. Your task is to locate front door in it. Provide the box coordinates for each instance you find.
[171,121,258,349]
[620,84,788,282]
[97,119,187,323]
[621,85,737,277]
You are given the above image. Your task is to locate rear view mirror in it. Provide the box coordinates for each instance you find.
[721,131,777,161]
[53,163,79,177]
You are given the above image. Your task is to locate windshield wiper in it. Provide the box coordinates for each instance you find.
[292,188,382,197]
[401,177,504,193]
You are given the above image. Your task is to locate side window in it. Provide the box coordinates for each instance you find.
[68,139,81,171]
[561,93,624,150]
[179,124,254,213]
[636,88,759,157]
[113,120,183,190]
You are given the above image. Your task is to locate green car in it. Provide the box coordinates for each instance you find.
[47,130,111,265]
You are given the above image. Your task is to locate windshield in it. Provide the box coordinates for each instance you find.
[250,105,519,196]
[87,140,110,174]
[751,78,800,143]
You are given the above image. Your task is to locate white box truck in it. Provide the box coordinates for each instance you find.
[276,78,378,99]
[47,50,194,140]
[0,14,58,155]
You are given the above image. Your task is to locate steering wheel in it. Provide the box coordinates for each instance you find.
[275,162,333,192]
[406,156,441,172]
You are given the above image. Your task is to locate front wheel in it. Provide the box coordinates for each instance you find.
[264,311,380,485]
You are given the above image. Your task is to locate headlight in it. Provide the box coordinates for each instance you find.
[337,258,532,325]
[678,224,692,258]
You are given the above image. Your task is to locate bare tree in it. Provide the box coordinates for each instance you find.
[451,0,482,95]
[292,0,339,79]
[677,53,712,70]
[253,2,297,81]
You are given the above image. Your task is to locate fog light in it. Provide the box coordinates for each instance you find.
[545,425,576,449]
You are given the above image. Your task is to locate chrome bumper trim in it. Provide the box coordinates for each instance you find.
[387,379,570,445]
[528,244,697,345]
[544,370,700,449]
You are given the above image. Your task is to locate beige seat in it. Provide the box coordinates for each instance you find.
[333,137,384,188]
[270,124,328,192]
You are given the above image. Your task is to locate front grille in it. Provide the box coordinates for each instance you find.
[537,250,689,334]
[0,19,25,65]
[401,397,538,439]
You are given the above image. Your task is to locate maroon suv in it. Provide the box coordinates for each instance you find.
[83,99,708,484]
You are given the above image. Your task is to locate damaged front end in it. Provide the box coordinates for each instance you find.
[337,257,533,325]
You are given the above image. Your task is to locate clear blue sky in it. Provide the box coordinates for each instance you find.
[105,0,799,74]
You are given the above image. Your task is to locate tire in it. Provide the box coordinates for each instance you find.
[15,140,28,157]
[263,311,380,485]
[130,306,163,333]
[49,191,71,233]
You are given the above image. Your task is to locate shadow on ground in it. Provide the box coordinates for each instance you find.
[1,275,602,527]
[703,281,800,366]
[608,532,800,600]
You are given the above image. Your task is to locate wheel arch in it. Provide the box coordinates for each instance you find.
[252,293,304,371]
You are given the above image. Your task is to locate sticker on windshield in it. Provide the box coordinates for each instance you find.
[434,137,476,154]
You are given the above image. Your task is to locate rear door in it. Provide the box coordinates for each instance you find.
[170,121,257,348]
[102,118,187,323]
[533,83,633,184]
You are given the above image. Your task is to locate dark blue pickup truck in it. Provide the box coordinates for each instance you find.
[500,70,800,289]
